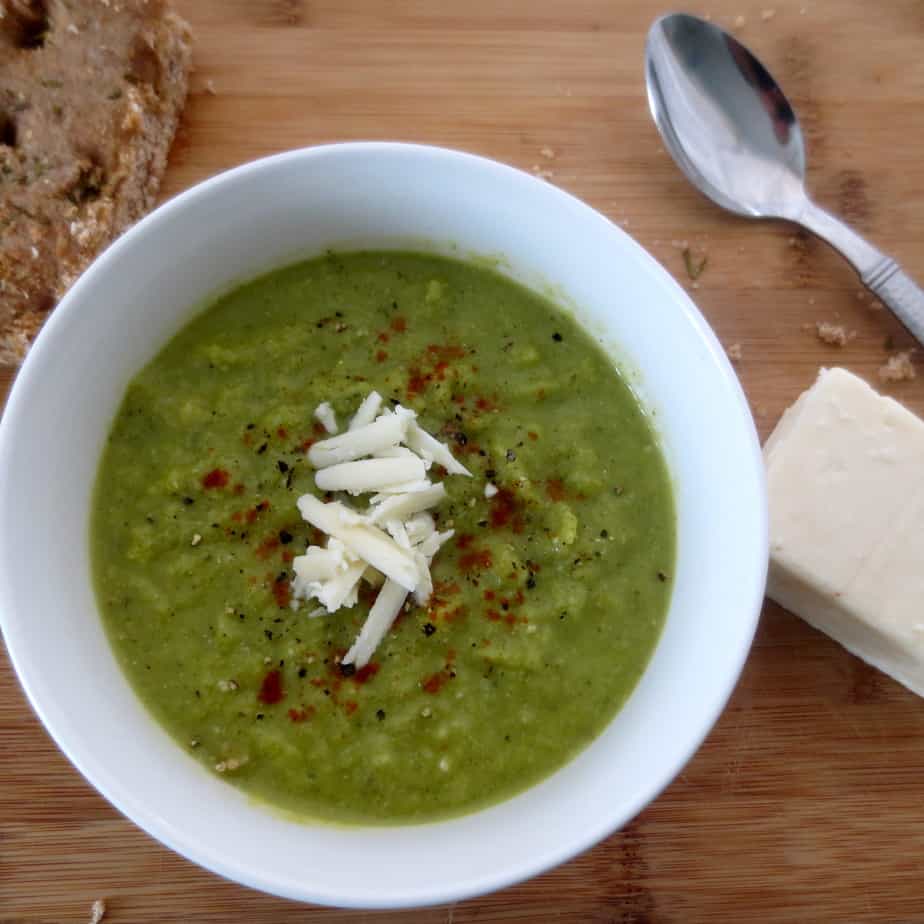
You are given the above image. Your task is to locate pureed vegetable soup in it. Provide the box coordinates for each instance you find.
[92,251,675,824]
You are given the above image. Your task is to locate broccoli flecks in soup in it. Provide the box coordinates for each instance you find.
[92,251,675,824]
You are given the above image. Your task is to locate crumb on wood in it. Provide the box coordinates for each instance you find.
[682,246,708,280]
[815,321,855,347]
[878,351,916,382]
[733,14,746,29]
[89,899,106,924]
[761,8,776,20]
[727,342,743,362]
[531,165,555,180]
[539,146,556,160]
[205,78,217,95]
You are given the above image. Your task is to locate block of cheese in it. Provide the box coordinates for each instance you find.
[764,367,924,697]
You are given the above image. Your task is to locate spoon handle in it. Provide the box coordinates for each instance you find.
[799,202,924,348]
[862,261,924,347]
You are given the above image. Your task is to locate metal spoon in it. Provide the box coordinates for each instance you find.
[645,12,924,346]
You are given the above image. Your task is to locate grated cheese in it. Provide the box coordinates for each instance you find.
[308,412,410,468]
[311,559,368,613]
[405,420,473,476]
[374,445,431,467]
[291,545,347,585]
[367,484,446,524]
[341,579,409,668]
[405,511,436,545]
[412,550,433,606]
[293,392,476,666]
[349,390,383,430]
[385,518,412,549]
[313,401,339,434]
[418,528,454,559]
[295,495,421,591]
[315,457,427,494]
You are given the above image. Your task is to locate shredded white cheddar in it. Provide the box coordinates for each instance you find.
[308,411,411,468]
[315,457,427,494]
[292,392,472,666]
[367,484,446,524]
[405,420,473,476]
[341,579,409,668]
[295,496,420,592]
[313,401,338,434]
[348,390,383,430]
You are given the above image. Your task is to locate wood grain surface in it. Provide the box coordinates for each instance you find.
[3,1,924,921]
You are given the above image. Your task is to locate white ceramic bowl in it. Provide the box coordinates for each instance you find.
[0,143,767,908]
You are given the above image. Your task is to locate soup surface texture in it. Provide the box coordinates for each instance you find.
[92,251,675,824]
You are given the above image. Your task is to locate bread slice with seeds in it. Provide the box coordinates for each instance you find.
[0,0,192,363]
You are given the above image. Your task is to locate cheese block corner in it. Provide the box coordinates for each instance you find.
[764,367,924,698]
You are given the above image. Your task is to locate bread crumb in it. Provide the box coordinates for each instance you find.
[760,8,776,19]
[879,351,916,382]
[191,533,202,546]
[682,246,708,280]
[815,321,854,347]
[205,78,217,95]
[531,165,555,180]
[89,899,106,924]
[539,146,556,160]
[733,14,746,28]
[727,343,743,362]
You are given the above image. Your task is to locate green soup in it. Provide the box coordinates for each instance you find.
[92,251,675,824]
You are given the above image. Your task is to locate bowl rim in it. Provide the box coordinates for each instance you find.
[0,141,768,908]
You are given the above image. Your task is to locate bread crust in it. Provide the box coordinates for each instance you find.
[0,0,192,363]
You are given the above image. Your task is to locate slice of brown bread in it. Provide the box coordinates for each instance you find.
[0,0,192,363]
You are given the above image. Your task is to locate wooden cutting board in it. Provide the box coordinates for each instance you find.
[3,1,924,921]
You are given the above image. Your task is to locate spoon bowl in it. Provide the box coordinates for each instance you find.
[646,13,806,220]
[646,12,924,346]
